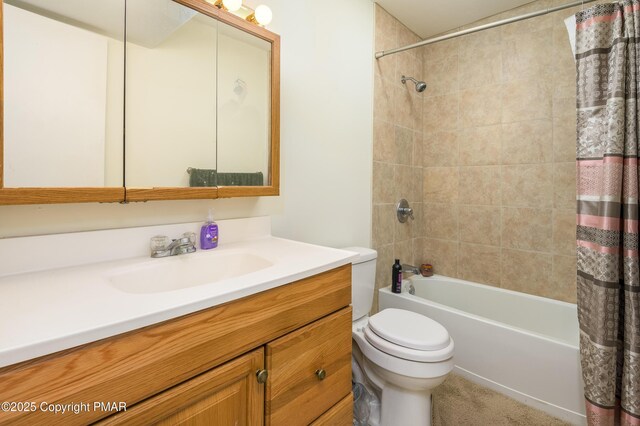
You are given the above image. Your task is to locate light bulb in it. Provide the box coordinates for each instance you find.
[254,5,272,26]
[222,0,242,11]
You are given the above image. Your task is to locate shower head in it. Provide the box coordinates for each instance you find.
[401,75,427,93]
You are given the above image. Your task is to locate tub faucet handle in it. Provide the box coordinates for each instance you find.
[397,199,414,223]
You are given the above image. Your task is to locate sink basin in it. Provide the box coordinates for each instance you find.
[109,251,273,294]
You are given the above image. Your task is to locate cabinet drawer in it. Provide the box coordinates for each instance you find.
[265,308,352,426]
[310,393,353,426]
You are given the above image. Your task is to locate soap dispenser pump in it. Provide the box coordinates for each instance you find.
[200,209,219,250]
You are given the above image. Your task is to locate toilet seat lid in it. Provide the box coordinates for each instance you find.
[364,326,454,363]
[368,308,450,351]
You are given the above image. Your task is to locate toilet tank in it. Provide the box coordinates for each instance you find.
[342,247,377,321]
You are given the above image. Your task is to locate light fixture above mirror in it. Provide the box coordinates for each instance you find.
[220,0,242,11]
[247,5,272,26]
[211,0,272,26]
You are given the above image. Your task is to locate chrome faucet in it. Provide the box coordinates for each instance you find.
[151,233,197,258]
[402,264,420,275]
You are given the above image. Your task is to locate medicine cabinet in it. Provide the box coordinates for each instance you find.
[0,0,280,204]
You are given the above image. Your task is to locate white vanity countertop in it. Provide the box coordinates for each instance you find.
[0,218,358,368]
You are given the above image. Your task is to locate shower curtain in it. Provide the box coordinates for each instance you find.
[576,1,640,425]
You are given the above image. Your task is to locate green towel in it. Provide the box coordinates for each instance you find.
[188,169,264,187]
[216,172,264,186]
[188,168,217,187]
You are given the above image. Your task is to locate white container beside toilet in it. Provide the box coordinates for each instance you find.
[345,247,454,426]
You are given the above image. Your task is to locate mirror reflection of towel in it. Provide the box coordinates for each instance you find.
[188,168,217,187]
[188,168,264,186]
[217,172,264,186]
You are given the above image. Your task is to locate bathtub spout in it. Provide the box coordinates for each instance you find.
[402,264,420,275]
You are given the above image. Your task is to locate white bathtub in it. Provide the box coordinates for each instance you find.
[378,275,586,425]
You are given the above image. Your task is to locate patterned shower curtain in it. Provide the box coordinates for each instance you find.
[576,1,640,425]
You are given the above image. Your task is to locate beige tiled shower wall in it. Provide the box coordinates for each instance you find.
[371,5,424,313]
[372,0,606,307]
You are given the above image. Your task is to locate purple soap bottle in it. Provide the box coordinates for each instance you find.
[200,209,219,250]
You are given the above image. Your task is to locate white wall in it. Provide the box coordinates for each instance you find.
[4,4,109,187]
[260,0,374,247]
[0,0,374,250]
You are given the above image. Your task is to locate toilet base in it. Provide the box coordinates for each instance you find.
[380,384,432,426]
[353,342,450,426]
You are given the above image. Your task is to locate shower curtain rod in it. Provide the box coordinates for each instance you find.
[375,0,597,59]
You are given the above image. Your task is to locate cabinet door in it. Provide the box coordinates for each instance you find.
[310,394,353,426]
[97,348,264,426]
[265,307,352,426]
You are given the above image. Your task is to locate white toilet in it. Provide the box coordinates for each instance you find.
[345,247,454,426]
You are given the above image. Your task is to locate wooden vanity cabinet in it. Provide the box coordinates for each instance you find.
[0,265,353,426]
[96,349,265,426]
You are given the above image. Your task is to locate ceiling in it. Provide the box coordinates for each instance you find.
[375,0,536,40]
[6,0,197,47]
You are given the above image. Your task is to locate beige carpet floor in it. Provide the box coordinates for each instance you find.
[432,374,571,426]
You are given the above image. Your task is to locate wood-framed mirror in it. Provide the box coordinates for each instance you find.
[0,0,126,205]
[0,0,279,205]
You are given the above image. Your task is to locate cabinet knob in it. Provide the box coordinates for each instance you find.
[256,369,268,384]
[315,369,326,380]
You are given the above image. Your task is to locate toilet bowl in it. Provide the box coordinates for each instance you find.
[345,247,454,426]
